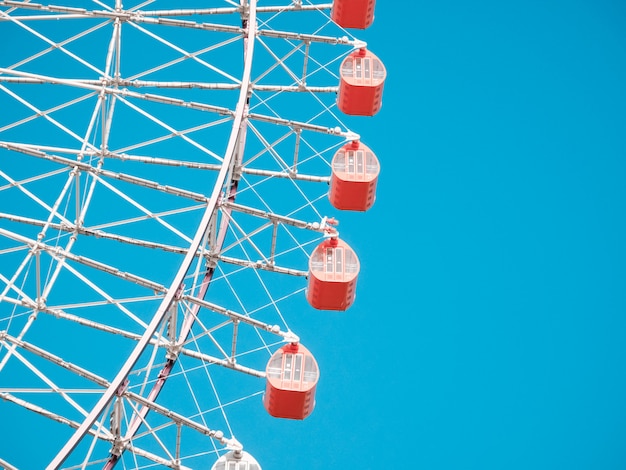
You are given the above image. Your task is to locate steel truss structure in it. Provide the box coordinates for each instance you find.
[0,0,372,468]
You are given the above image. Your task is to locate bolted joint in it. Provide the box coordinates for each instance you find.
[165,344,181,361]
[232,164,243,181]
[205,253,219,270]
[110,437,125,457]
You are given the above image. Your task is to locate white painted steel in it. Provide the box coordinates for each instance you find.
[0,0,369,467]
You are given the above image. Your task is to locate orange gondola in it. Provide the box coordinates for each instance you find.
[263,342,319,420]
[337,48,386,116]
[331,0,376,29]
[329,140,380,211]
[306,237,359,311]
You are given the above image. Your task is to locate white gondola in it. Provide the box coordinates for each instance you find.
[211,450,262,470]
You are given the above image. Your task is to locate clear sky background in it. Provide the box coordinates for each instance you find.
[254,1,626,469]
[2,1,626,469]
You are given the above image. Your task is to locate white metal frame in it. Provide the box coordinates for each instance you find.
[0,0,369,467]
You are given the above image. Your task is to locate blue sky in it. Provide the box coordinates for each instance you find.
[1,1,626,469]
[310,1,626,469]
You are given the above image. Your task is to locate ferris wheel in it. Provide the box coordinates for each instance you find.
[0,0,386,468]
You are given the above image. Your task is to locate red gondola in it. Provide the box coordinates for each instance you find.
[331,0,376,30]
[329,140,380,211]
[306,237,359,311]
[337,48,386,116]
[263,342,319,420]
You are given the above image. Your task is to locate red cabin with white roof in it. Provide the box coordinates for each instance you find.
[263,342,319,420]
[329,140,380,211]
[331,0,376,29]
[337,48,386,116]
[306,237,359,311]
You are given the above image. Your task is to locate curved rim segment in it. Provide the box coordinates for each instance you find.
[46,1,258,468]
